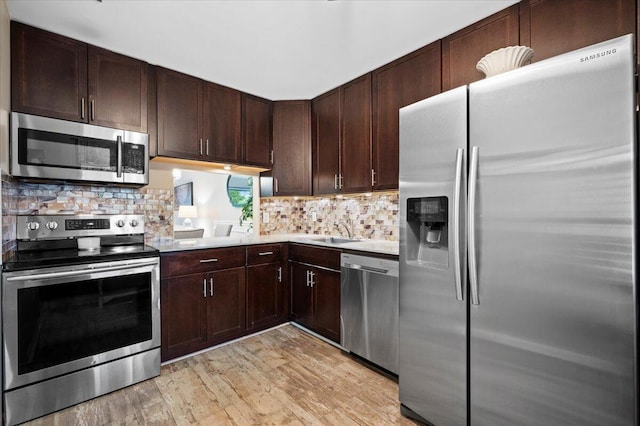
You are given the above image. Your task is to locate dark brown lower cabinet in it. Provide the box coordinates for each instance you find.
[246,244,287,332]
[289,260,341,343]
[161,267,245,361]
[207,267,247,344]
[161,273,208,360]
[247,262,286,330]
[290,262,314,328]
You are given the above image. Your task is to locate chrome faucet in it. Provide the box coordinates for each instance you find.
[335,220,353,238]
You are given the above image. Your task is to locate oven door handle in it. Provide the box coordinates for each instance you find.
[5,259,158,282]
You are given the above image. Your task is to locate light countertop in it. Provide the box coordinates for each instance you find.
[152,233,399,256]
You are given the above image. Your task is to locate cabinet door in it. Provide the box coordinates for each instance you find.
[161,275,208,361]
[242,94,272,167]
[372,42,441,191]
[442,5,519,90]
[520,0,635,63]
[88,46,148,132]
[202,82,242,163]
[312,268,341,343]
[157,68,202,160]
[290,262,313,328]
[207,267,246,344]
[272,101,312,196]
[312,88,341,195]
[341,74,372,193]
[247,262,284,330]
[11,22,88,122]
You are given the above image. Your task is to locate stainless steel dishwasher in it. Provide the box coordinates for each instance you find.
[341,253,399,374]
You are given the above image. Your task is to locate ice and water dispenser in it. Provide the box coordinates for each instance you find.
[406,196,449,268]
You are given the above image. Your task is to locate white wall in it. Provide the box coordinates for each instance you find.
[174,169,253,238]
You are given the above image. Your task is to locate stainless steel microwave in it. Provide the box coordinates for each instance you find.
[11,112,149,185]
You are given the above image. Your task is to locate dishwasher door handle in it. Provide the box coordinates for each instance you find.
[343,263,398,277]
[346,264,389,275]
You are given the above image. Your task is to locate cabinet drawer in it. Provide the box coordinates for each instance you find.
[247,244,284,265]
[161,247,246,278]
[288,243,341,271]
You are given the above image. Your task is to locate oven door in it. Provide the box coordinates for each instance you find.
[2,257,160,391]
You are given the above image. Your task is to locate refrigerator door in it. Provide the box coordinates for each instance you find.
[399,86,467,425]
[468,35,637,426]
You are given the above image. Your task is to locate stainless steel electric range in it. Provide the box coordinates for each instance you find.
[1,214,160,426]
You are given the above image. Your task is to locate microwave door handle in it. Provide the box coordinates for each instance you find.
[116,135,123,178]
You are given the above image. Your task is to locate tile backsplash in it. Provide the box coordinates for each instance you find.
[259,192,399,241]
[1,172,173,260]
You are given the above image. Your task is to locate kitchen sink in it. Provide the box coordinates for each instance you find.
[304,237,361,244]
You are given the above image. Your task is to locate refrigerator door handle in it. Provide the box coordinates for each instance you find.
[453,148,464,302]
[468,146,480,305]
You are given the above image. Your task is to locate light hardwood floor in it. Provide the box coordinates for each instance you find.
[26,324,417,425]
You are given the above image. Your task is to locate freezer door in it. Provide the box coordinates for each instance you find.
[399,86,467,426]
[468,35,637,426]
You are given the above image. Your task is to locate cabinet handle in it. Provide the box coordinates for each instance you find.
[203,279,207,298]
[270,150,274,164]
[258,251,273,256]
[274,177,279,194]
[199,258,219,263]
[199,139,203,155]
[90,100,95,121]
[334,174,338,190]
[206,139,209,156]
[306,270,310,287]
[81,98,85,119]
[309,271,315,288]
[277,266,282,283]
[371,168,376,186]
[210,277,214,296]
[339,174,344,189]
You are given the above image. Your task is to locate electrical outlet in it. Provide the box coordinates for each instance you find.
[263,212,269,223]
[311,212,317,222]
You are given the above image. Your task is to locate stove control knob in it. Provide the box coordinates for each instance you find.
[116,219,125,228]
[27,222,40,231]
[46,221,59,230]
[130,219,139,228]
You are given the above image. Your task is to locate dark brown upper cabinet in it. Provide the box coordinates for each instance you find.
[88,46,148,132]
[147,66,158,158]
[157,68,242,163]
[242,94,273,168]
[157,67,202,160]
[312,88,341,195]
[202,82,242,164]
[442,5,520,91]
[520,0,635,63]
[341,73,373,194]
[372,41,442,191]
[12,22,148,132]
[271,101,312,196]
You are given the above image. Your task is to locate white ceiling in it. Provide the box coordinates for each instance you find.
[7,0,518,100]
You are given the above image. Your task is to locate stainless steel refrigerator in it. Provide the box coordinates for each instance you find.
[399,34,637,426]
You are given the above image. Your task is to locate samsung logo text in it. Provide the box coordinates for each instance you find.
[580,49,617,62]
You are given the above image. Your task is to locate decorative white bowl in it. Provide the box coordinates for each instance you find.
[476,46,534,78]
